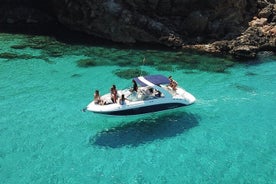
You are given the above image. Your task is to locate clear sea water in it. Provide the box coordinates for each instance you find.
[0,33,275,184]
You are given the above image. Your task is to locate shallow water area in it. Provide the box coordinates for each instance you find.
[0,33,276,183]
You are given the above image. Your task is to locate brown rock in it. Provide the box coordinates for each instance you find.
[269,26,276,36]
[249,18,268,27]
[258,4,274,18]
[230,45,258,59]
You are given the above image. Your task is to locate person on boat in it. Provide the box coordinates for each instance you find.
[155,90,161,97]
[168,76,178,90]
[119,94,126,105]
[148,88,153,94]
[94,90,103,105]
[111,85,117,103]
[131,79,138,92]
[144,87,153,96]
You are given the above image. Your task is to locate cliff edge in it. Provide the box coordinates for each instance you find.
[0,0,275,59]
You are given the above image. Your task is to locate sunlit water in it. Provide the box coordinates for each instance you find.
[0,33,275,183]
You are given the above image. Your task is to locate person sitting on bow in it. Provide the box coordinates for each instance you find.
[110,85,117,103]
[94,90,104,105]
[168,76,178,90]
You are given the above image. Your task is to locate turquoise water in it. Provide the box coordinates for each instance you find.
[0,33,276,183]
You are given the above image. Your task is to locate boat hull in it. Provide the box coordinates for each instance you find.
[91,102,187,115]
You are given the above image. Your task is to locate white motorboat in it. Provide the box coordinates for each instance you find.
[85,74,196,115]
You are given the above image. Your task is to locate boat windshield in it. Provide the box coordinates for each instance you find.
[127,86,163,101]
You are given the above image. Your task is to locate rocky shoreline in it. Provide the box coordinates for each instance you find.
[184,15,276,59]
[0,0,275,59]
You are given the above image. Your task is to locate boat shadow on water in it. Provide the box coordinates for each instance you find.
[89,112,200,148]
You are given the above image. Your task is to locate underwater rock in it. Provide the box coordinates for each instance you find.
[77,59,97,68]
[45,50,63,57]
[0,52,19,59]
[234,83,255,93]
[10,44,28,49]
[156,65,174,71]
[40,57,55,64]
[245,72,258,76]
[0,52,33,60]
[114,69,148,79]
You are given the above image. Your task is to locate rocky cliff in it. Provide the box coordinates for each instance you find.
[0,0,275,59]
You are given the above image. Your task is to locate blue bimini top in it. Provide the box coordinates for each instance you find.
[133,75,170,87]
